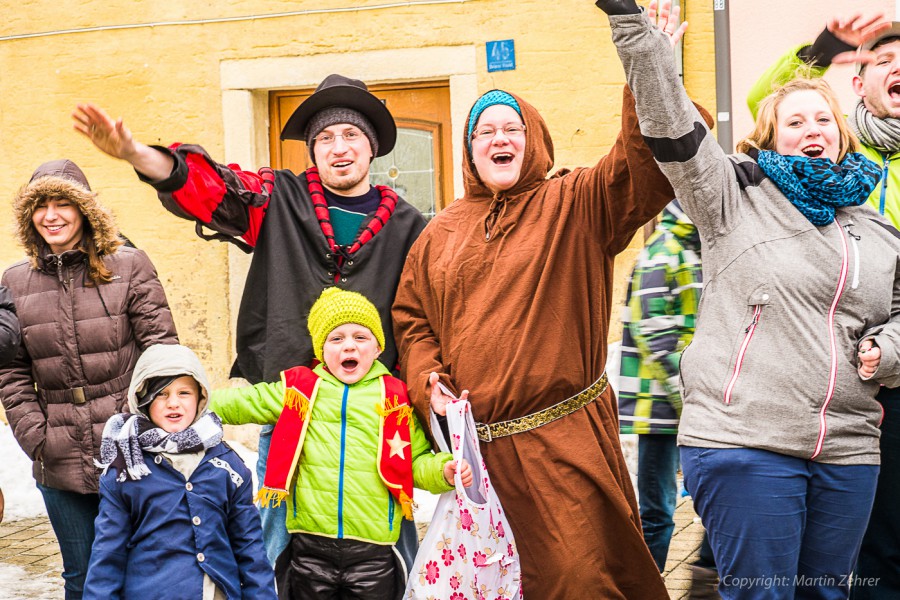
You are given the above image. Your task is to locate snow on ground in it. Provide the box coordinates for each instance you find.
[0,563,60,600]
[0,423,45,521]
[1,563,60,600]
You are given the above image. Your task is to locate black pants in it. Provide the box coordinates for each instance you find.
[851,386,900,599]
[287,533,397,600]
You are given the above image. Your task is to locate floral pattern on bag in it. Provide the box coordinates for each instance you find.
[405,397,523,600]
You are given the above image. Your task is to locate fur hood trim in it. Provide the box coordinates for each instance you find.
[14,172,122,266]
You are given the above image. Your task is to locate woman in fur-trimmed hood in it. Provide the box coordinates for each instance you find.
[0,159,178,599]
[14,159,122,284]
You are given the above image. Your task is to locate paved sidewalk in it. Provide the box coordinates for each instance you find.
[0,500,707,598]
[0,517,65,596]
[664,497,711,599]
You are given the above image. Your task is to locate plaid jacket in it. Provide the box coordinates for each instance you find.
[618,201,701,434]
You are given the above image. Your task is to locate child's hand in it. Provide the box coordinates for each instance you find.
[443,459,473,487]
[428,372,468,416]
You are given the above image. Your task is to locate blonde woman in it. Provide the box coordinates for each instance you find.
[597,1,900,597]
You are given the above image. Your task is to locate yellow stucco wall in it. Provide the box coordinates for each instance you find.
[0,0,717,381]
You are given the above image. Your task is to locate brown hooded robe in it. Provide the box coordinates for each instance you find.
[394,87,693,598]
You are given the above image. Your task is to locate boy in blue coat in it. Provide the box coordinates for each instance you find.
[84,344,276,599]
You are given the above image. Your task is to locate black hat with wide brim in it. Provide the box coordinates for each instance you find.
[280,74,397,157]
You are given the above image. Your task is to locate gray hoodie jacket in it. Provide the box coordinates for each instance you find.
[610,13,900,465]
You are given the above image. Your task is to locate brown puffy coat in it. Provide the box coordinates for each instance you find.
[0,162,178,494]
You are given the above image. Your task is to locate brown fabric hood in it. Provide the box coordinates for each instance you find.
[14,160,122,266]
[462,92,555,201]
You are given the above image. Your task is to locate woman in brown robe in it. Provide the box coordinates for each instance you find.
[393,78,711,597]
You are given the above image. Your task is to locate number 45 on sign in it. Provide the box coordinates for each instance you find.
[486,40,516,73]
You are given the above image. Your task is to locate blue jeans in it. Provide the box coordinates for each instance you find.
[37,483,100,600]
[682,446,878,600]
[257,425,290,566]
[260,425,420,581]
[637,434,679,571]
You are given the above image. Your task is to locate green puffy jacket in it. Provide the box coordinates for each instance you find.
[747,44,900,229]
[210,361,453,544]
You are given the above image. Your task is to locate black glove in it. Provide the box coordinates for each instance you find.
[595,0,641,16]
[798,27,854,68]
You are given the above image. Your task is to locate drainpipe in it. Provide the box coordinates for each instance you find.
[713,0,733,152]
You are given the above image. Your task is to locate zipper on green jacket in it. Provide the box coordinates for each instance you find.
[337,384,349,538]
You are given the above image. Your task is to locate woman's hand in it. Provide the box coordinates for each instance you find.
[858,339,881,379]
[647,0,688,48]
[428,372,468,416]
[443,459,473,487]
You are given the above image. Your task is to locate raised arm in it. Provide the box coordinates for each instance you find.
[570,1,712,254]
[747,13,887,119]
[73,103,273,249]
[73,103,174,180]
[597,0,734,239]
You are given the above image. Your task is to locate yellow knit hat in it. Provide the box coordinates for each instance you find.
[307,287,385,363]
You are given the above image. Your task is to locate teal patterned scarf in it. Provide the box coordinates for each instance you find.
[756,151,881,226]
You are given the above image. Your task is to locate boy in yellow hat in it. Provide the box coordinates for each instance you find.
[210,287,470,599]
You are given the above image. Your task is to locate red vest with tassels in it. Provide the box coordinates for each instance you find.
[259,365,416,520]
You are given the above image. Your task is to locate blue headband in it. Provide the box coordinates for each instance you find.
[467,90,522,153]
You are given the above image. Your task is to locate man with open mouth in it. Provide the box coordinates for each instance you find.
[749,15,900,598]
[73,74,427,599]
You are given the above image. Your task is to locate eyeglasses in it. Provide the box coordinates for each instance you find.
[471,123,527,142]
[313,128,366,146]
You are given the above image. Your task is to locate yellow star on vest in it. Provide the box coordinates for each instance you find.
[387,431,411,460]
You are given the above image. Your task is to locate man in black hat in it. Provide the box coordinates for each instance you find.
[73,74,426,598]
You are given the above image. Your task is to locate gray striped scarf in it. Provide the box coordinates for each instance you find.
[96,411,223,482]
[848,100,900,154]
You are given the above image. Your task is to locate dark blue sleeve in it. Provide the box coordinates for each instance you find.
[225,452,277,598]
[83,474,130,600]
[0,286,20,368]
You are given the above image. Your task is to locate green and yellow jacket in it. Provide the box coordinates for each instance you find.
[210,361,453,545]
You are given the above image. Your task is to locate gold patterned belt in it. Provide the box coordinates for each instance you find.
[475,373,609,442]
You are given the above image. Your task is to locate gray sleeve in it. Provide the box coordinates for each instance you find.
[608,12,737,242]
[865,256,900,388]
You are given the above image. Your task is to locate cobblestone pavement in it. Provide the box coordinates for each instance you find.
[664,497,712,599]
[0,499,706,598]
[0,517,65,597]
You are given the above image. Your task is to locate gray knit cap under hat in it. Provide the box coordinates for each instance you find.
[279,74,397,158]
[305,107,379,163]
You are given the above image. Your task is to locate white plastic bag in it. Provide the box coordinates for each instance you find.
[405,388,523,599]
